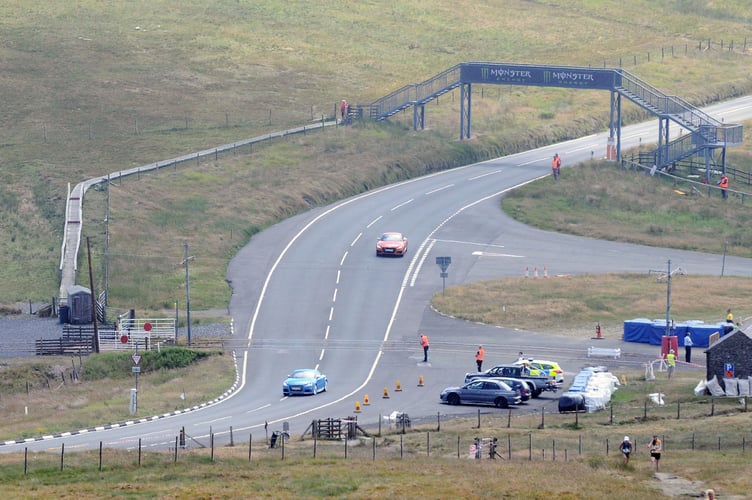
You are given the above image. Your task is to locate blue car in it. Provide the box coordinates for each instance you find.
[282,368,328,396]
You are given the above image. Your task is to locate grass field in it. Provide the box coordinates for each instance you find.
[1,1,752,315]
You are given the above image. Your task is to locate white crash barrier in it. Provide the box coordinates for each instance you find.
[559,367,620,413]
[587,346,621,359]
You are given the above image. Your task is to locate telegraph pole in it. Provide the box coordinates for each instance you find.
[86,236,100,353]
[183,243,193,346]
[665,259,672,337]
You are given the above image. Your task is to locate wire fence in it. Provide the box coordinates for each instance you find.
[4,393,750,476]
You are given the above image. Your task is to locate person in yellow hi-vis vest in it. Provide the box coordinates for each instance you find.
[666,349,676,379]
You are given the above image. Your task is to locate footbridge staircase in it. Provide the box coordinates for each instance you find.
[613,70,742,172]
[360,62,742,173]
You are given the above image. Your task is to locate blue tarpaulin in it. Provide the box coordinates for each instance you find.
[623,319,727,348]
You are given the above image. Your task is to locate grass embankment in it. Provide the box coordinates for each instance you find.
[0,348,233,440]
[1,1,752,314]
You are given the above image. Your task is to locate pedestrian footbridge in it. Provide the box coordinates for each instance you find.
[360,62,743,174]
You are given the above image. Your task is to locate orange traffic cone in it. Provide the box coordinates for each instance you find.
[354,401,361,413]
[383,387,390,399]
[395,380,402,392]
[363,394,370,405]
[418,375,424,387]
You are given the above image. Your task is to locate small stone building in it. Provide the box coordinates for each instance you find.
[705,328,752,382]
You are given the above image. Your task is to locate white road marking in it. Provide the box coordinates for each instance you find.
[390,199,413,211]
[425,184,454,195]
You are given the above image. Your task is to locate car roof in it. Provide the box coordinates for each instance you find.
[515,359,560,366]
[467,378,512,388]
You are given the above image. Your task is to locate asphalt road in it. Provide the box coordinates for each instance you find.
[3,96,752,454]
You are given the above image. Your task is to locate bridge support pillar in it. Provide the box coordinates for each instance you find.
[413,104,425,131]
[460,83,471,140]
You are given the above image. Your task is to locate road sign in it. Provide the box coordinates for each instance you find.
[120,335,129,344]
[131,353,142,366]
[436,256,452,295]
[436,256,452,272]
[132,366,141,373]
[143,322,152,332]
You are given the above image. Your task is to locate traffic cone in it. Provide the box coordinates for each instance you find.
[418,375,424,387]
[363,394,370,405]
[395,380,402,392]
[383,387,390,399]
[354,401,361,413]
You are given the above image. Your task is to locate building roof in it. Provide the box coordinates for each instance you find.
[706,328,752,350]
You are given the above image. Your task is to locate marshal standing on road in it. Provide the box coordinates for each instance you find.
[419,333,429,363]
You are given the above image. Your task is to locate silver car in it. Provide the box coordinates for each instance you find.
[440,379,521,408]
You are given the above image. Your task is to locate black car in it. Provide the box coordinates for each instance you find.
[440,379,521,408]
[494,377,532,402]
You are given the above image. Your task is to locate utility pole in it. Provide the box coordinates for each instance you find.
[183,243,193,346]
[665,259,672,337]
[104,174,110,309]
[86,236,100,353]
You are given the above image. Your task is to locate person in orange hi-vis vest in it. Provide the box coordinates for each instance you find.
[718,173,729,199]
[475,345,485,371]
[419,334,429,362]
[552,153,561,180]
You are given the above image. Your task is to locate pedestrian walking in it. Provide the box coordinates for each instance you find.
[683,331,693,363]
[552,153,561,180]
[475,345,485,371]
[340,99,349,123]
[718,173,729,199]
[620,436,632,465]
[419,333,429,362]
[516,351,525,362]
[647,435,662,473]
[666,349,676,379]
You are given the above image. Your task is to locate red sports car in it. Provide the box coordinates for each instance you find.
[376,232,408,257]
